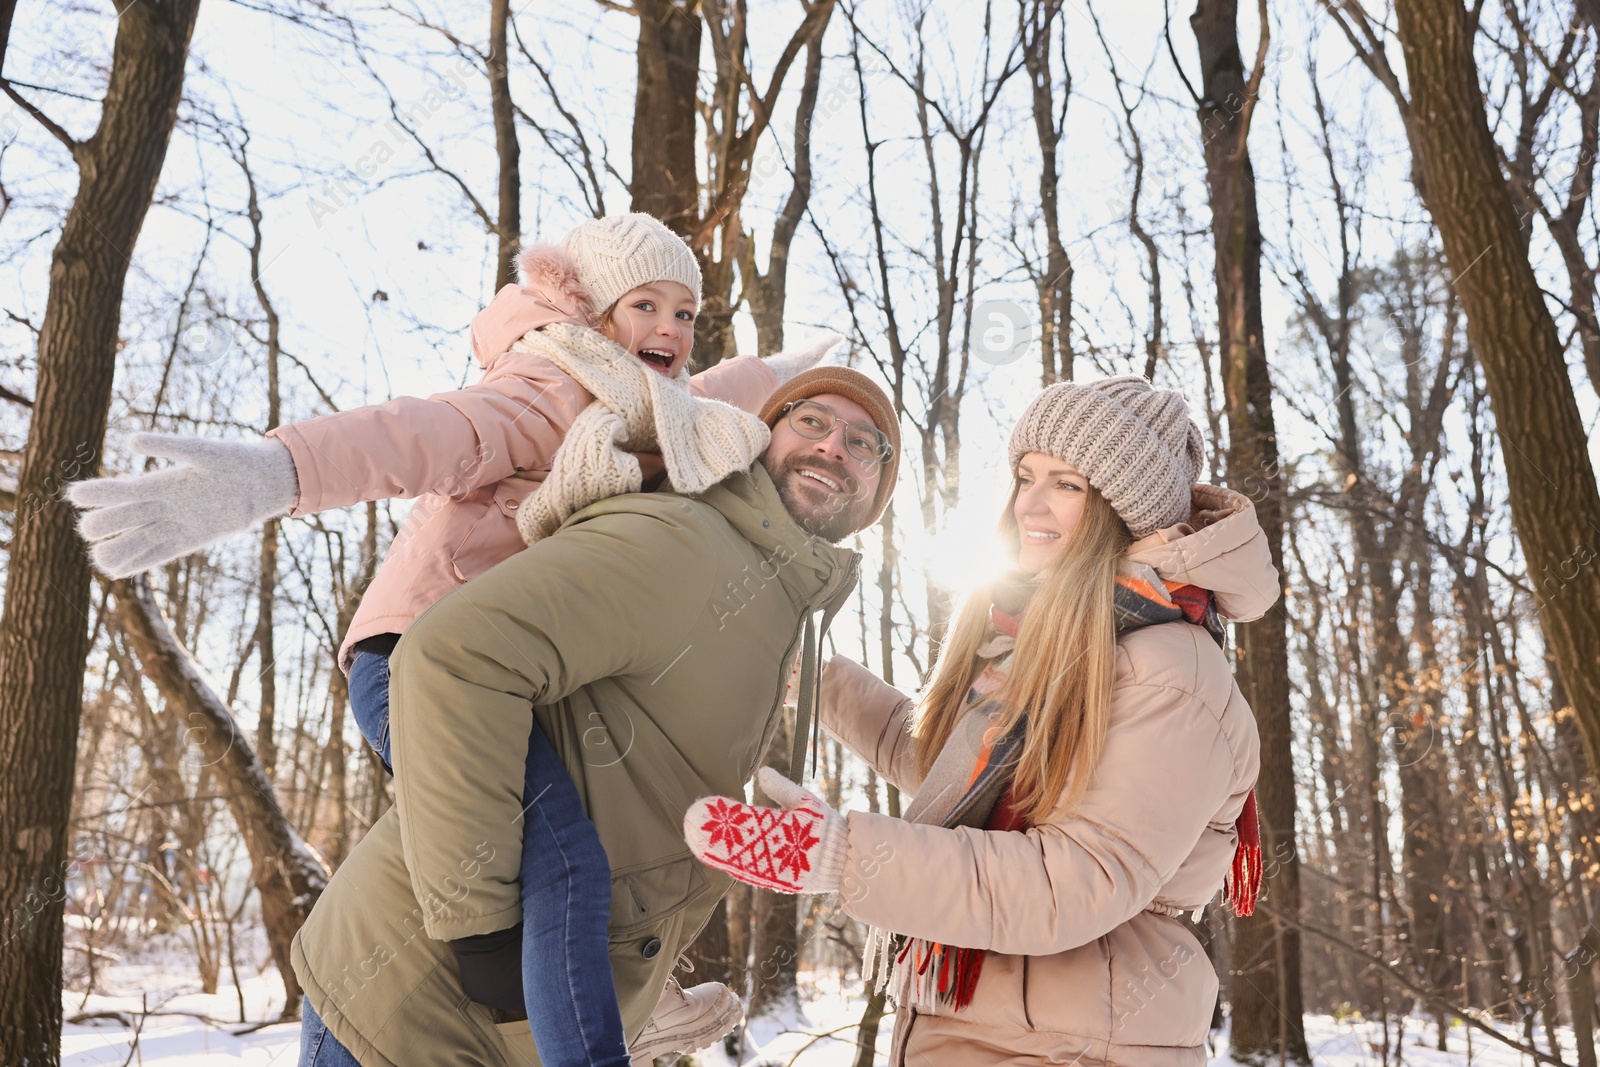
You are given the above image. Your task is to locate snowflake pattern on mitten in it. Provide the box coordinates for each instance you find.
[687,796,826,893]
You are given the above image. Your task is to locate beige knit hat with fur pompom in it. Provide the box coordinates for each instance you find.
[559,213,702,315]
[1007,376,1205,539]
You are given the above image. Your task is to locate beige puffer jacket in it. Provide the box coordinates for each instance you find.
[821,485,1279,1066]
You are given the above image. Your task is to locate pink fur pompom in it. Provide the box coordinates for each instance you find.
[516,244,600,328]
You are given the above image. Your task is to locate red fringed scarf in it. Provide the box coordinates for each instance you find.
[895,574,1263,1012]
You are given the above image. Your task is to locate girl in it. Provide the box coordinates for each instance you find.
[686,376,1280,1065]
[70,212,835,1065]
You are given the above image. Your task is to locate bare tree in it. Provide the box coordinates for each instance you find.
[743,19,831,355]
[840,3,1021,649]
[1186,0,1308,1058]
[488,0,520,290]
[1019,0,1074,385]
[630,0,702,233]
[628,0,835,368]
[107,574,329,1019]
[0,2,204,1058]
[1088,3,1164,381]
[1324,0,1600,796]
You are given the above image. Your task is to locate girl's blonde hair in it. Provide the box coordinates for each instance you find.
[911,480,1133,824]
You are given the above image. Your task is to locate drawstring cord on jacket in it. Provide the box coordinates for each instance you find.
[789,556,853,780]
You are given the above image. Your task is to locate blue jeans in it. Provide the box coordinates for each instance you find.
[348,649,395,770]
[298,998,361,1066]
[346,645,628,1066]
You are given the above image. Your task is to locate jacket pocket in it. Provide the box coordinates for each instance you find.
[1023,936,1113,1037]
[448,483,527,584]
[607,854,711,938]
[494,1019,540,1066]
[1102,916,1213,1047]
[607,906,694,1041]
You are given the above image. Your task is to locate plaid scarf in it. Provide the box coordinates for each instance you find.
[866,564,1262,1012]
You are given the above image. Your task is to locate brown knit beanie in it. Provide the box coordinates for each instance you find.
[1007,375,1205,539]
[759,366,900,529]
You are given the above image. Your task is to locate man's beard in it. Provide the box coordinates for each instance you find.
[763,453,874,542]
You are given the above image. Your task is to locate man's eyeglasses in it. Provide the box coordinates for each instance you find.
[782,399,893,465]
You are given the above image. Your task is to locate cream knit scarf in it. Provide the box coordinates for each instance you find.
[512,322,770,545]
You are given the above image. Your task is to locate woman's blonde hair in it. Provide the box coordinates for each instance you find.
[911,479,1133,824]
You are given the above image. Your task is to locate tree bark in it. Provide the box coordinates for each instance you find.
[630,0,702,236]
[238,125,296,794]
[0,2,202,1059]
[108,575,329,1017]
[1189,1,1308,1060]
[1393,0,1600,782]
[488,0,520,292]
[724,884,750,994]
[1021,0,1073,385]
[747,714,800,1019]
[744,23,828,355]
[325,500,379,867]
[0,0,16,77]
[635,0,833,369]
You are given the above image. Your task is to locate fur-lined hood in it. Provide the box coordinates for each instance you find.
[468,245,602,371]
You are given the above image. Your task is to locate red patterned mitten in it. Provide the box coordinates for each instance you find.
[684,767,848,894]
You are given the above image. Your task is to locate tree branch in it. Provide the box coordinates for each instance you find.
[0,78,80,156]
[1258,901,1567,1065]
[1232,0,1270,162]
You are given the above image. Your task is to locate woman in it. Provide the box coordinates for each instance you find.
[686,376,1279,1065]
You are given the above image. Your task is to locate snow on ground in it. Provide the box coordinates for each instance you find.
[60,947,1577,1065]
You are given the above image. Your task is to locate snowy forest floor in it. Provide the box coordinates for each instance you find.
[57,933,1577,1066]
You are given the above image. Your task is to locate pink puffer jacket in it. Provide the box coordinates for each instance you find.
[820,485,1278,1066]
[267,278,777,672]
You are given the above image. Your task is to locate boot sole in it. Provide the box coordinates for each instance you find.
[629,991,743,1063]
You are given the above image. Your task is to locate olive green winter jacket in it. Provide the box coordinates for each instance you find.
[290,463,857,1066]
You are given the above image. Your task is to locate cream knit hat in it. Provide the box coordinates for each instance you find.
[558,213,702,315]
[1007,375,1205,539]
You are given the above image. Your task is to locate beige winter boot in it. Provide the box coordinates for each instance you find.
[628,978,742,1065]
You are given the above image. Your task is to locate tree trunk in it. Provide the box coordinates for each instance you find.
[1021,0,1073,385]
[1394,0,1600,781]
[1190,1,1308,1060]
[0,2,202,1058]
[488,0,520,292]
[325,500,379,867]
[255,531,279,784]
[0,0,17,75]
[108,575,329,1018]
[747,714,800,1019]
[1323,249,1461,1034]
[639,0,832,371]
[725,883,751,995]
[1398,549,1457,1023]
[745,24,828,355]
[851,988,888,1067]
[241,132,283,782]
[1571,930,1599,1067]
[630,0,701,236]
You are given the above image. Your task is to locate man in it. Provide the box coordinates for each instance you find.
[290,367,900,1066]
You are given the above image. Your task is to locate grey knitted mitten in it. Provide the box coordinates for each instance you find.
[762,332,846,384]
[66,434,299,578]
